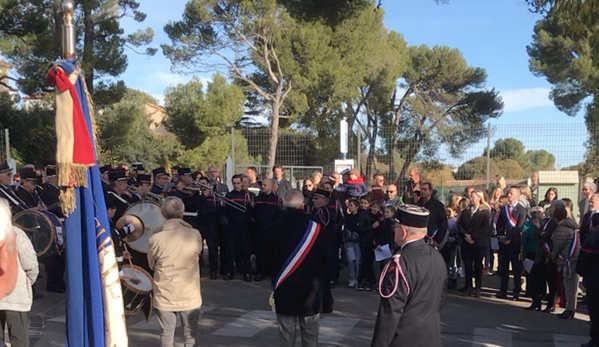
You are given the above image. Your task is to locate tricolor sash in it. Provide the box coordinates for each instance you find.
[504,205,517,228]
[427,227,439,239]
[272,220,321,291]
[558,230,579,262]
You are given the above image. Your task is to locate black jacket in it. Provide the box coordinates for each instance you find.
[40,182,63,217]
[418,197,448,245]
[496,203,527,253]
[254,192,281,231]
[266,209,327,316]
[16,185,40,209]
[580,210,596,244]
[224,189,253,228]
[577,226,599,289]
[371,239,447,347]
[459,207,492,249]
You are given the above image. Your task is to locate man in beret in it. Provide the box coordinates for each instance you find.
[310,188,336,313]
[105,168,138,224]
[99,165,112,192]
[371,204,447,347]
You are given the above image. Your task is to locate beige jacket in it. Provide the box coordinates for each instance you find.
[0,226,38,312]
[148,218,203,311]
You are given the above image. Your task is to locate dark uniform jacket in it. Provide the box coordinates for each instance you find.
[418,197,448,246]
[16,185,41,209]
[0,183,25,213]
[265,209,326,316]
[224,189,253,228]
[40,182,63,217]
[371,239,448,347]
[496,203,527,253]
[105,190,135,223]
[254,192,281,231]
[151,183,166,195]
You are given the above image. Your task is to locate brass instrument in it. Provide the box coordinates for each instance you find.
[127,185,164,204]
[189,180,247,213]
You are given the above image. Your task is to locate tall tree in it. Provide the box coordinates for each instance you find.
[163,0,306,176]
[527,10,599,174]
[164,74,246,149]
[0,0,155,100]
[391,45,503,183]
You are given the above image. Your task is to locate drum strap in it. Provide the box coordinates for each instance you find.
[108,191,129,205]
[0,185,24,209]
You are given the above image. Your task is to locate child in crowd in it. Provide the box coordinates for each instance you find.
[345,168,368,199]
[343,199,361,288]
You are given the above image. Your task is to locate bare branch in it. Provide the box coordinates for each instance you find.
[212,50,273,102]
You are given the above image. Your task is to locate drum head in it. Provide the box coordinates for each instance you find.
[122,202,165,253]
[13,210,55,257]
[120,264,153,293]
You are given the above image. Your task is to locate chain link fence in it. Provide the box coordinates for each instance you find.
[234,123,593,207]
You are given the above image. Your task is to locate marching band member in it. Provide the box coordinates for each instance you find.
[99,165,112,192]
[16,168,44,209]
[105,168,136,224]
[224,174,254,281]
[0,162,25,214]
[152,167,171,195]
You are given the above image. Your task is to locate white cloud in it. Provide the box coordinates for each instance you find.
[500,87,553,112]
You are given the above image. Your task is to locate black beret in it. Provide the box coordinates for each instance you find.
[136,174,151,184]
[108,168,127,182]
[395,204,429,228]
[152,167,170,178]
[99,165,112,174]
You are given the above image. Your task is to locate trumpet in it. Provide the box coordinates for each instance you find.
[189,180,247,213]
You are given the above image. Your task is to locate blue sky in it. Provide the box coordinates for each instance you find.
[120,0,583,125]
[118,0,586,166]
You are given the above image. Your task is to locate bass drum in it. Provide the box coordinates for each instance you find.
[117,201,165,253]
[13,209,65,257]
[120,264,153,315]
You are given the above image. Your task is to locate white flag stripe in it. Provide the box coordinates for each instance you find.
[319,316,360,345]
[276,222,318,289]
[472,327,512,347]
[553,333,587,347]
[212,310,276,337]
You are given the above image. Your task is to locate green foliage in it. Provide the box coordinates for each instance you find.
[0,92,56,166]
[487,138,525,161]
[176,130,257,171]
[164,74,246,149]
[97,89,181,168]
[455,156,496,180]
[0,0,155,99]
[393,45,503,181]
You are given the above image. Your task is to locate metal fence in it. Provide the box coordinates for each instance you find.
[236,123,590,185]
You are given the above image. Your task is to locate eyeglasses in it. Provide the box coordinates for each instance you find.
[386,190,396,193]
[305,184,313,187]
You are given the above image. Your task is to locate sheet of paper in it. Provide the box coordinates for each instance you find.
[375,244,393,261]
[346,246,356,262]
[523,258,534,273]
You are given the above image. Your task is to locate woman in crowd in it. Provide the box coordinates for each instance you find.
[539,187,558,212]
[312,171,322,187]
[520,185,536,208]
[523,206,544,300]
[302,178,315,205]
[551,203,580,319]
[458,189,493,298]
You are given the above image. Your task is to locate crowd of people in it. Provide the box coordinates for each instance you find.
[2,159,599,347]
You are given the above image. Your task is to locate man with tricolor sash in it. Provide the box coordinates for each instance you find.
[265,189,326,347]
[495,185,527,301]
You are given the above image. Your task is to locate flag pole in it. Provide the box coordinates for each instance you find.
[62,0,75,59]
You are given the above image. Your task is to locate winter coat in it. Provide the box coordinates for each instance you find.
[0,226,38,312]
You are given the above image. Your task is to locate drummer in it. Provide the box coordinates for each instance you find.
[39,162,66,293]
[16,168,44,209]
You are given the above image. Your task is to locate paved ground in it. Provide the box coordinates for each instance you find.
[11,265,593,347]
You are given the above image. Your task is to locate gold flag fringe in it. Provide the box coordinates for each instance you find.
[57,163,89,216]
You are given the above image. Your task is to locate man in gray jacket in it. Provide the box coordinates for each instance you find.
[0,199,38,347]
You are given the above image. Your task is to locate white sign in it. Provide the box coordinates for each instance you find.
[334,159,354,174]
[339,118,348,154]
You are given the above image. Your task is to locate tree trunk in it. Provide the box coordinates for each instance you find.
[397,142,421,186]
[267,101,280,179]
[82,4,95,95]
